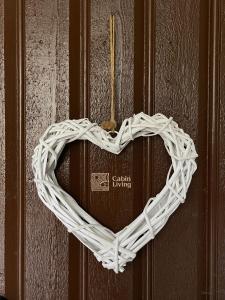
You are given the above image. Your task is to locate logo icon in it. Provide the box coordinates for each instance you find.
[91,173,109,191]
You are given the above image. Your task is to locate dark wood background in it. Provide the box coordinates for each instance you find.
[1,0,225,299]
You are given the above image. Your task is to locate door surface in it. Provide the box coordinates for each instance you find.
[1,0,225,299]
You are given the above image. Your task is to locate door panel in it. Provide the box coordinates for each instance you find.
[25,0,69,299]
[153,1,200,298]
[1,0,225,299]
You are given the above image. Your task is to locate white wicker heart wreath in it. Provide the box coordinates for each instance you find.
[32,112,198,273]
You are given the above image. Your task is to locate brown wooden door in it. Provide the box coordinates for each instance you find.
[1,0,225,299]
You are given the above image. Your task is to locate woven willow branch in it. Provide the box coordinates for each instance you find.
[32,112,198,273]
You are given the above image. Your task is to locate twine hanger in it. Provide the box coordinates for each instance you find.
[101,15,117,132]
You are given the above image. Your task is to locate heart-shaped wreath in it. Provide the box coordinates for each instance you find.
[32,112,198,273]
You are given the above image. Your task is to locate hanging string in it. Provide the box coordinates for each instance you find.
[101,15,117,132]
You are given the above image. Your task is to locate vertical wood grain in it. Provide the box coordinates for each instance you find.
[206,0,222,298]
[133,1,152,299]
[25,0,69,298]
[69,0,88,299]
[0,0,5,295]
[197,0,223,298]
[153,1,201,299]
[198,0,210,298]
[4,0,25,298]
[217,1,225,297]
[142,0,156,298]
